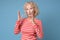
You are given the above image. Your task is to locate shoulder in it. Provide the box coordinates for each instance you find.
[35,18,42,23]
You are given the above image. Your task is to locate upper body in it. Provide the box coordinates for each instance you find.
[14,1,44,40]
[14,18,43,40]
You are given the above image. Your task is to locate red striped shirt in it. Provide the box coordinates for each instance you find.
[14,18,43,40]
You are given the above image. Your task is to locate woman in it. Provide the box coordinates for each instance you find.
[14,1,43,40]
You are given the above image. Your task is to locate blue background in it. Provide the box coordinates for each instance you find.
[0,0,60,40]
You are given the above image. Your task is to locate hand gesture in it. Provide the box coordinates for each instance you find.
[17,10,22,21]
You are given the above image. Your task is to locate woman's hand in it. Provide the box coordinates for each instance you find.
[17,10,22,21]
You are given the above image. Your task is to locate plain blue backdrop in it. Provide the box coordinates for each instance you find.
[0,0,60,40]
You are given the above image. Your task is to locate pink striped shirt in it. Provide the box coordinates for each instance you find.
[14,18,43,40]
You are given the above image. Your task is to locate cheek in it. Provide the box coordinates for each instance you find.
[25,10,29,15]
[26,10,29,14]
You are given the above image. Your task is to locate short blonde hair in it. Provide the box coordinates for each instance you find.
[24,1,39,17]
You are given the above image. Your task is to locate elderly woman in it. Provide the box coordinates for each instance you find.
[14,1,43,40]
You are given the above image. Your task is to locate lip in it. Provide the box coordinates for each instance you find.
[28,13,33,15]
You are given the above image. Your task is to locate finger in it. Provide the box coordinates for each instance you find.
[17,10,21,20]
[18,10,20,17]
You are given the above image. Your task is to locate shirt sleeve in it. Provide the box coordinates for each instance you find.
[34,20,43,39]
[14,19,23,34]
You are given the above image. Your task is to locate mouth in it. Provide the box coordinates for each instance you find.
[29,13,33,15]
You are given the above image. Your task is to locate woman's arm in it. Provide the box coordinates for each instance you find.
[14,10,23,34]
[33,19,44,39]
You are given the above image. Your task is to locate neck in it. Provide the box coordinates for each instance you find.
[27,16,35,19]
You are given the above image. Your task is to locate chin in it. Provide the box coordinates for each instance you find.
[28,15,32,17]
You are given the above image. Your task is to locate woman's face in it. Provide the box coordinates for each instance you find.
[25,4,34,17]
